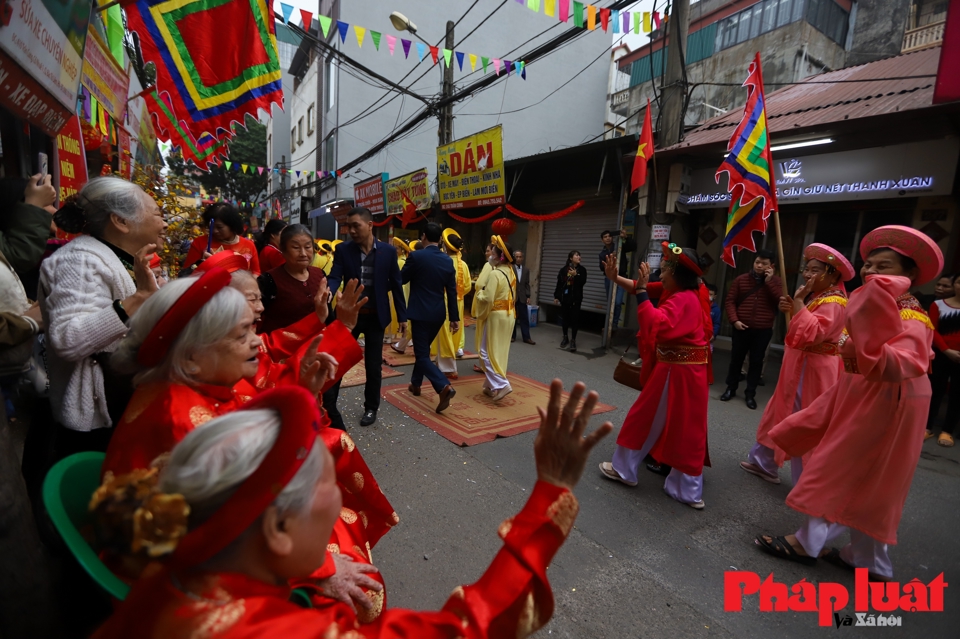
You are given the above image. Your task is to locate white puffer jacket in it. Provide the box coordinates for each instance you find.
[39,236,134,431]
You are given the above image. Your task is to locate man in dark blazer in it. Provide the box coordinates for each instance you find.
[511,250,535,345]
[323,207,406,428]
[400,222,459,413]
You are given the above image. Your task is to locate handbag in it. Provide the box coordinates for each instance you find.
[613,343,643,391]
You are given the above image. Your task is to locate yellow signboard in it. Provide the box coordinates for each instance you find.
[385,168,430,216]
[436,125,506,210]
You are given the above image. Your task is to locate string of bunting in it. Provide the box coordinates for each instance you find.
[514,0,664,34]
[446,207,503,224]
[505,201,585,221]
[278,5,527,79]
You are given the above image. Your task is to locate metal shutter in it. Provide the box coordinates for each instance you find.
[537,189,619,315]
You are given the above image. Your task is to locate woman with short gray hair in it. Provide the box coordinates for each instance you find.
[39,176,166,455]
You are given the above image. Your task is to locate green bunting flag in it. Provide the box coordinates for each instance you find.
[573,1,584,28]
[442,48,452,68]
[224,161,232,170]
[371,30,381,50]
[481,56,489,73]
[318,15,331,37]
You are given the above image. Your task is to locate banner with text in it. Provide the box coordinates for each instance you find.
[385,169,430,216]
[56,115,88,202]
[437,125,505,210]
[354,173,388,216]
[81,28,130,122]
[118,128,132,178]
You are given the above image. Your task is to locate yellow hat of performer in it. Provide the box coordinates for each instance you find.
[331,239,344,250]
[317,239,333,254]
[391,236,413,255]
[491,234,514,263]
[410,240,423,251]
[442,228,463,255]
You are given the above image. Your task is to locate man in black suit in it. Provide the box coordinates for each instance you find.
[401,223,459,413]
[323,207,406,428]
[511,250,535,345]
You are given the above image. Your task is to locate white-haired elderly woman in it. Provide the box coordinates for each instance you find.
[101,268,396,614]
[39,176,166,456]
[92,383,612,639]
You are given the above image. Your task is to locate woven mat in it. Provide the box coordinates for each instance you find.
[382,343,478,367]
[340,363,404,388]
[381,374,616,446]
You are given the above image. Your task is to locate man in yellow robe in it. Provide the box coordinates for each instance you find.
[387,237,412,341]
[431,229,472,377]
[475,235,517,401]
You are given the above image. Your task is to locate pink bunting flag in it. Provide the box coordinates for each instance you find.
[558,0,569,22]
[258,167,264,175]
[387,34,396,54]
[652,11,661,28]
[493,58,501,75]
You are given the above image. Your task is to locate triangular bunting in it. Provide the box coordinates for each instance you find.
[600,7,609,31]
[545,0,556,18]
[559,0,570,22]
[612,9,619,33]
[258,167,264,175]
[442,48,452,68]
[587,4,596,30]
[481,56,489,73]
[300,9,312,30]
[387,34,396,54]
[455,51,465,70]
[337,21,349,43]
[371,30,381,50]
[429,46,439,64]
[355,25,365,47]
[469,53,477,71]
[402,38,412,58]
[504,60,513,75]
[224,161,232,170]
[493,58,501,75]
[279,2,293,23]
[241,163,248,173]
[416,42,425,61]
[296,171,301,178]
[622,10,629,33]
[318,15,331,38]
[527,0,541,10]
[573,2,584,27]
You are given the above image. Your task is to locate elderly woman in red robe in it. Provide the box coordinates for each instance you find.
[101,266,395,614]
[740,243,852,486]
[757,226,942,580]
[598,243,710,509]
[91,382,612,638]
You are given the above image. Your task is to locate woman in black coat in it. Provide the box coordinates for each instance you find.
[553,250,588,352]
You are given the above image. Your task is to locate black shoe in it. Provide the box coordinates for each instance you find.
[745,396,757,410]
[646,462,672,476]
[720,388,735,401]
[569,339,577,353]
[360,409,377,426]
[757,377,766,387]
[560,336,569,348]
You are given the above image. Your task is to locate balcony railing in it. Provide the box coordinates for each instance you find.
[610,89,631,115]
[902,20,945,53]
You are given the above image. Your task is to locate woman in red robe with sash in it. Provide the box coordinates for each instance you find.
[102,267,396,614]
[740,243,852,486]
[91,381,612,638]
[757,226,943,580]
[598,243,711,509]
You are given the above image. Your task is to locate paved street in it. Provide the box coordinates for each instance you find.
[335,322,960,637]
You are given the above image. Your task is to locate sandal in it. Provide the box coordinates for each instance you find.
[754,535,817,566]
[687,500,705,510]
[924,429,936,441]
[740,461,781,484]
[598,462,637,487]
[938,432,954,447]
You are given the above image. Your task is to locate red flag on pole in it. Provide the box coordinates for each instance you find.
[933,1,960,104]
[630,99,654,192]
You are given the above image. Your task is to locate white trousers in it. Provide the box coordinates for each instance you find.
[479,328,509,391]
[436,354,457,375]
[746,361,806,483]
[795,516,894,578]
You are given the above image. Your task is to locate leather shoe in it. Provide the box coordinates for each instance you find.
[359,409,377,426]
[719,389,735,401]
[408,384,421,396]
[511,337,516,342]
[523,339,536,345]
[436,385,456,413]
[745,396,757,410]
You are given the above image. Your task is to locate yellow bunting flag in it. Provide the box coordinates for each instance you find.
[587,4,596,29]
[355,25,365,47]
[643,11,651,33]
[469,53,477,71]
[545,0,556,17]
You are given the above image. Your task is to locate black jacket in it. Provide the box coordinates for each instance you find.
[554,264,588,307]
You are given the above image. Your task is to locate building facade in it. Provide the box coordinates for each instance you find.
[262,21,299,220]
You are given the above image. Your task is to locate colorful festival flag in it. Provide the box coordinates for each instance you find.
[469,53,477,71]
[354,25,365,46]
[455,51,465,70]
[416,42,426,61]
[279,2,293,23]
[612,9,619,33]
[318,15,331,37]
[573,2,584,27]
[716,53,779,267]
[387,34,396,54]
[559,0,570,22]
[600,7,609,31]
[443,48,453,68]
[402,38,412,58]
[587,4,596,30]
[545,0,556,18]
[299,9,311,29]
[493,58,501,75]
[337,20,349,42]
[631,99,653,192]
[622,10,630,32]
[371,31,381,50]
[481,56,489,73]
[429,46,440,64]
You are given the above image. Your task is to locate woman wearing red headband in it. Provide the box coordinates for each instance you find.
[757,226,943,580]
[740,243,853,486]
[598,243,711,509]
[102,269,396,612]
[91,381,612,639]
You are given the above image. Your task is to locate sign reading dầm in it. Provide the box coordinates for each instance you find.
[385,169,430,216]
[436,125,505,210]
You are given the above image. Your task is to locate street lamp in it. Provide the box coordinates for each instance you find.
[388,11,454,145]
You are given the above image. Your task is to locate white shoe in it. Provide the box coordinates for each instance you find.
[598,462,637,487]
[491,385,513,401]
[482,386,494,397]
[456,348,464,358]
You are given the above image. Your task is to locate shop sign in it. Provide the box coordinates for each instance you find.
[385,169,430,216]
[0,49,71,135]
[55,114,86,201]
[353,173,387,215]
[117,128,131,178]
[436,125,505,209]
[80,28,129,122]
[0,0,90,110]
[685,138,960,208]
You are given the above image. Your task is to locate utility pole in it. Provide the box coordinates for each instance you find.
[440,20,455,145]
[658,0,690,150]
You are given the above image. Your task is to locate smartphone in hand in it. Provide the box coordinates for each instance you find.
[37,153,48,185]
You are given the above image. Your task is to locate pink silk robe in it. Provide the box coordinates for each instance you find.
[769,275,933,544]
[754,288,845,462]
[92,481,577,639]
[617,289,709,476]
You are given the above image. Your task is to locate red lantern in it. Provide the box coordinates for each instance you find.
[492,217,516,236]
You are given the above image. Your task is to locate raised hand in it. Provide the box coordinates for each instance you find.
[636,262,651,289]
[314,277,331,323]
[534,380,613,491]
[334,279,367,331]
[603,254,618,281]
[25,174,56,209]
[299,335,339,395]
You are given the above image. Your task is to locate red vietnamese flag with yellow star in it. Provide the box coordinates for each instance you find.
[631,99,654,192]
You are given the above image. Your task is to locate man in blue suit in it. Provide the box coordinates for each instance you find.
[323,207,406,428]
[401,222,459,413]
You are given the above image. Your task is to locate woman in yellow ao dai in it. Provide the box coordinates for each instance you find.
[475,235,517,401]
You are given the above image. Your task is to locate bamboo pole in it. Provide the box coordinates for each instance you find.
[771,206,790,325]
